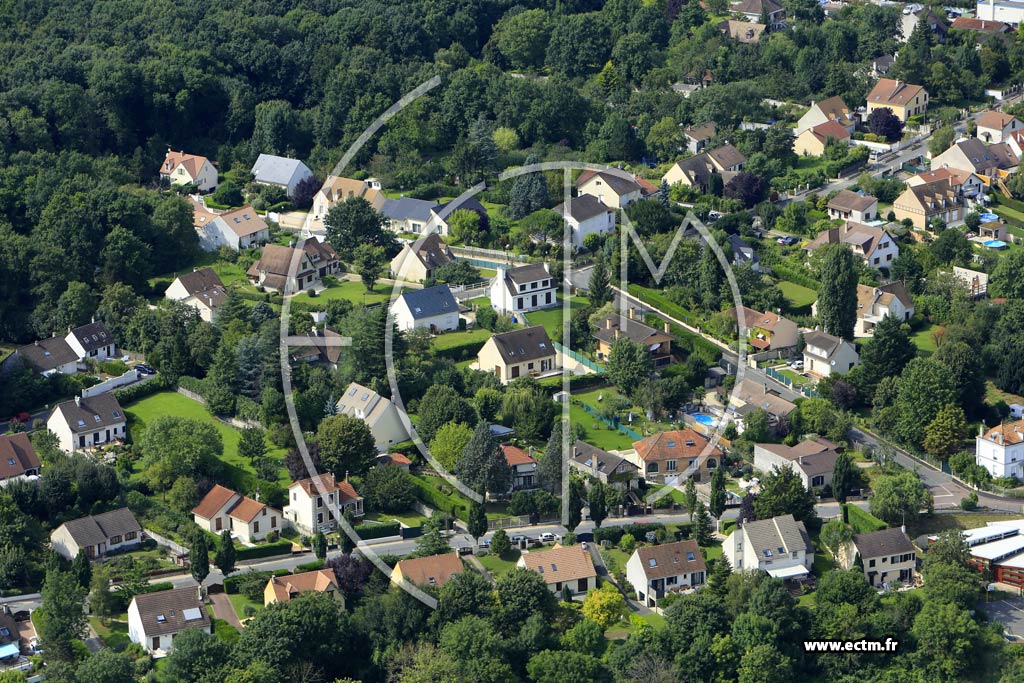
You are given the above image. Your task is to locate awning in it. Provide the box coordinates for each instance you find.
[0,642,20,659]
[766,564,810,579]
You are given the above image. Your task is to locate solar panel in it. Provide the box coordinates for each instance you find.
[183,607,203,621]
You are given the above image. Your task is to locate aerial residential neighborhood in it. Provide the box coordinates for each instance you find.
[6,1,1024,682]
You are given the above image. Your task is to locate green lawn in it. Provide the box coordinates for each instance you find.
[907,513,1023,537]
[523,295,590,338]
[89,617,131,651]
[124,391,290,489]
[910,324,939,356]
[363,510,430,527]
[431,327,491,351]
[568,402,637,451]
[777,367,811,386]
[986,380,1024,407]
[290,279,396,306]
[476,549,521,578]
[228,592,264,620]
[605,611,667,639]
[777,280,817,310]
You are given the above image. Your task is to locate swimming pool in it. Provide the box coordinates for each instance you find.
[985,239,1008,249]
[693,413,717,426]
[980,213,999,223]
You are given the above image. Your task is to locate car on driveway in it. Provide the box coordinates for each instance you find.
[134,364,156,375]
[776,235,799,246]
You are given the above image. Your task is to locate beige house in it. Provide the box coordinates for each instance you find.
[164,268,227,322]
[576,170,644,208]
[631,429,722,483]
[727,306,799,351]
[802,330,859,377]
[796,96,856,135]
[389,233,455,283]
[866,79,928,122]
[906,168,984,198]
[246,238,340,293]
[827,191,878,223]
[517,544,597,595]
[840,527,916,589]
[475,326,557,384]
[264,569,343,606]
[794,120,851,157]
[160,150,218,192]
[50,508,142,560]
[892,179,962,230]
[719,19,765,43]
[283,473,363,535]
[805,221,898,269]
[335,382,410,452]
[753,438,839,491]
[732,378,798,425]
[392,552,465,589]
[930,138,1019,178]
[312,176,384,221]
[724,514,813,578]
[192,484,282,543]
[851,282,914,337]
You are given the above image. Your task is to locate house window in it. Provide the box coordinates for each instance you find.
[647,463,659,474]
[811,475,825,487]
[317,512,324,524]
[666,460,677,472]
[272,517,277,528]
[317,497,323,508]
[125,531,137,541]
[869,559,876,567]
[110,535,122,544]
[254,521,260,533]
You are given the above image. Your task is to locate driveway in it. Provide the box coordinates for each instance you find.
[209,592,242,630]
[984,595,1024,640]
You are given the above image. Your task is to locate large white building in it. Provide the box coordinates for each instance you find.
[283,473,364,535]
[250,154,314,199]
[552,194,616,248]
[976,420,1024,479]
[489,263,557,316]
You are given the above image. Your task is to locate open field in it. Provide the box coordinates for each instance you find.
[777,280,817,310]
[124,391,289,488]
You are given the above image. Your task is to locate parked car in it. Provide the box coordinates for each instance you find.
[793,360,804,370]
[457,546,474,556]
[776,235,799,246]
[135,364,155,375]
[539,532,561,543]
[511,535,529,544]
[478,539,491,549]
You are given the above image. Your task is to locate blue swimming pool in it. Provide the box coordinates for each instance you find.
[693,413,717,426]
[980,213,999,223]
[985,239,1008,249]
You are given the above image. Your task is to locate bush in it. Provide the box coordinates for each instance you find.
[960,492,979,511]
[593,523,665,546]
[294,559,326,572]
[844,504,887,534]
[235,539,294,562]
[408,475,470,522]
[352,521,402,540]
[224,569,289,595]
[114,375,173,403]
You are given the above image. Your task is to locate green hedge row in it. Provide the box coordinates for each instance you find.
[409,475,470,522]
[538,374,606,392]
[114,375,173,403]
[235,539,295,562]
[353,521,402,539]
[177,375,211,398]
[434,338,488,361]
[844,504,887,534]
[594,522,665,545]
[294,559,326,572]
[771,265,821,293]
[224,569,290,594]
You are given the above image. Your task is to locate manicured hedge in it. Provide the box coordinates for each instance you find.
[235,539,295,562]
[294,559,326,572]
[114,375,172,403]
[224,569,289,594]
[771,265,821,293]
[408,474,470,522]
[594,522,665,545]
[353,521,402,540]
[434,338,488,362]
[538,374,606,392]
[844,504,887,534]
[176,375,210,397]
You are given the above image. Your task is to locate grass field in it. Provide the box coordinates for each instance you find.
[523,295,590,337]
[986,381,1024,407]
[568,402,637,451]
[476,549,521,578]
[777,367,811,386]
[89,617,132,651]
[228,592,263,620]
[363,510,430,527]
[431,328,491,350]
[777,280,817,310]
[908,513,1022,537]
[910,324,939,356]
[291,279,395,306]
[124,391,289,488]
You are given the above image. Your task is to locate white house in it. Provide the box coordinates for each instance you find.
[0,433,41,485]
[312,176,384,221]
[753,438,839,491]
[843,527,917,589]
[250,154,314,199]
[576,170,646,208]
[2,336,79,376]
[198,206,270,251]
[283,473,364,535]
[977,0,1024,25]
[517,544,598,595]
[192,484,283,543]
[625,540,706,607]
[723,514,814,578]
[802,330,860,377]
[47,394,127,453]
[390,284,459,332]
[389,234,456,283]
[976,420,1024,479]
[853,283,914,337]
[381,197,439,234]
[805,221,899,270]
[50,508,142,560]
[160,150,218,192]
[489,263,557,316]
[553,194,616,248]
[128,587,211,656]
[826,191,878,223]
[977,110,1024,144]
[335,382,410,452]
[164,268,228,322]
[500,443,538,492]
[65,321,116,362]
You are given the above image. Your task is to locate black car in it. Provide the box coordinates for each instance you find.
[135,364,155,375]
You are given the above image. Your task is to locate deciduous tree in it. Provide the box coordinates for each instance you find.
[316,414,377,478]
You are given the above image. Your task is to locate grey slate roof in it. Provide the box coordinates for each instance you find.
[13,336,78,372]
[250,154,312,187]
[399,284,458,320]
[570,440,639,476]
[382,197,437,223]
[729,234,758,266]
[131,586,210,637]
[412,234,455,271]
[60,507,141,548]
[68,322,114,353]
[593,315,666,346]
[489,326,555,364]
[854,527,915,559]
[554,194,613,222]
[53,393,125,434]
[506,263,551,286]
[740,514,811,558]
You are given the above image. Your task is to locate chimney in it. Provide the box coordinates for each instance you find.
[543,262,550,274]
[75,396,81,406]
[900,524,907,534]
[606,318,612,330]
[614,329,621,340]
[629,307,636,320]
[664,323,670,333]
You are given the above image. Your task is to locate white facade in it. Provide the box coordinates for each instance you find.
[47,397,127,454]
[199,211,269,252]
[802,333,860,378]
[391,296,458,332]
[723,515,813,575]
[489,264,557,316]
[283,475,364,536]
[977,0,1024,25]
[976,422,1024,479]
[566,207,615,248]
[335,382,410,452]
[390,287,460,333]
[127,590,211,656]
[624,543,706,607]
[65,330,115,362]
